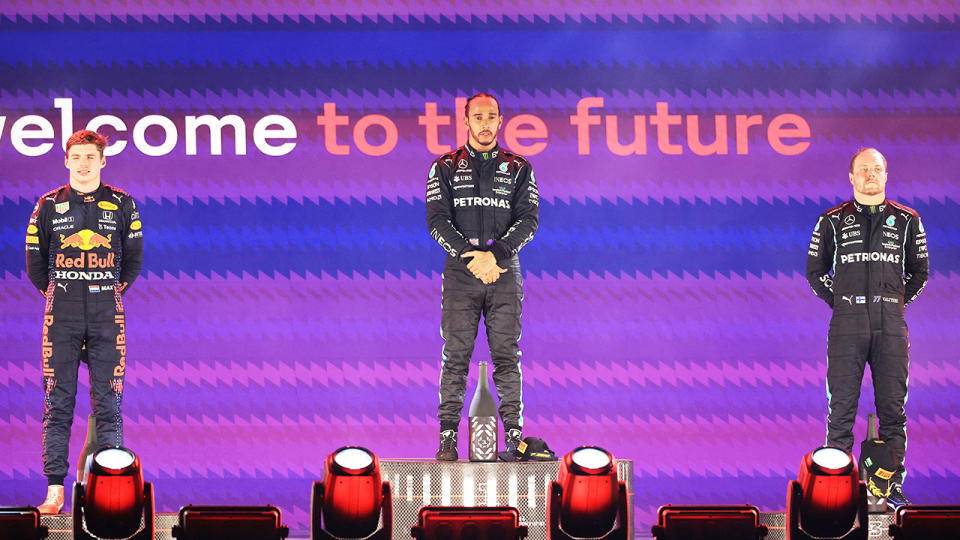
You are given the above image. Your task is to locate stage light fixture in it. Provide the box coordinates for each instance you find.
[786,446,867,540]
[312,446,392,540]
[411,506,528,540]
[548,446,629,540]
[888,505,960,539]
[171,505,289,540]
[651,505,768,540]
[0,507,49,540]
[73,446,155,540]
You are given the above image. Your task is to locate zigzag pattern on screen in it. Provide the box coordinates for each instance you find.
[1,197,956,277]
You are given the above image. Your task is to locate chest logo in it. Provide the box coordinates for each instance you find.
[457,159,469,171]
[886,215,896,227]
[844,214,856,225]
[98,201,119,211]
[55,202,70,214]
[60,229,112,250]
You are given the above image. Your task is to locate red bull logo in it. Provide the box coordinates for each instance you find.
[55,252,115,269]
[42,315,54,377]
[114,313,126,377]
[60,229,112,250]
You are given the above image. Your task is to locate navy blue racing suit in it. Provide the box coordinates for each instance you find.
[26,183,143,484]
[426,143,539,432]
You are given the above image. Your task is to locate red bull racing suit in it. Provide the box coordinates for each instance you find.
[426,143,539,433]
[25,184,143,485]
[806,199,928,484]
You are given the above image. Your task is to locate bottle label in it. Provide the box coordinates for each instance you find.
[469,416,497,461]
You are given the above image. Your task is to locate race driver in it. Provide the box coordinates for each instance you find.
[426,93,539,461]
[806,147,928,509]
[25,130,144,514]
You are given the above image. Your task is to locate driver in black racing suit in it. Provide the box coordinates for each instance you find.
[25,130,143,514]
[427,93,539,461]
[806,147,928,510]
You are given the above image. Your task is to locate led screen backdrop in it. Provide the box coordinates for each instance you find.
[1,4,959,534]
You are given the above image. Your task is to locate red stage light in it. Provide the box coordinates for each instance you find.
[549,446,628,540]
[74,446,155,540]
[312,446,392,540]
[652,505,768,540]
[0,507,49,540]
[787,446,867,540]
[171,505,289,540]
[411,507,528,540]
[889,506,960,539]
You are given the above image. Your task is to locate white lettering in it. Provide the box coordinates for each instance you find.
[54,270,116,280]
[253,115,297,156]
[54,98,73,151]
[11,115,55,156]
[133,115,178,156]
[453,197,510,209]
[839,252,901,264]
[185,114,246,156]
[86,115,128,156]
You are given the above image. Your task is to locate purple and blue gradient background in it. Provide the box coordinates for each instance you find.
[2,4,959,534]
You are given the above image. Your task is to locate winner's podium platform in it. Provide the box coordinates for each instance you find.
[380,458,635,540]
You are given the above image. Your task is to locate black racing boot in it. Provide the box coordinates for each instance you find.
[436,429,458,461]
[886,483,911,511]
[498,428,523,461]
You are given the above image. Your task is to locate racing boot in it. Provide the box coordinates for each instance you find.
[886,483,911,511]
[498,428,522,461]
[436,430,458,461]
[38,484,65,515]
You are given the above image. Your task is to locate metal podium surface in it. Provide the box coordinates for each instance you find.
[380,458,635,540]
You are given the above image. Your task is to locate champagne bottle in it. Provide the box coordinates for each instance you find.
[468,362,498,462]
[77,413,97,484]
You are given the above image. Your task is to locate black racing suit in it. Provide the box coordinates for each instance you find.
[25,184,143,485]
[426,143,539,433]
[806,199,928,484]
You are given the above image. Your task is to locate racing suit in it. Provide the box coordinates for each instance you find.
[426,143,539,432]
[806,199,928,484]
[25,184,143,484]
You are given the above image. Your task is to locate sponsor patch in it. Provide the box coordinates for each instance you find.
[876,467,895,480]
[27,224,38,234]
[886,215,896,226]
[98,201,118,211]
[55,202,70,214]
[130,220,142,231]
[60,230,112,250]
[26,235,39,244]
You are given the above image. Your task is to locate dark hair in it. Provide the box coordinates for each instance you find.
[849,147,887,173]
[66,130,108,158]
[464,93,501,118]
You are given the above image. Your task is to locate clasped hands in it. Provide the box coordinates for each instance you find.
[461,250,507,284]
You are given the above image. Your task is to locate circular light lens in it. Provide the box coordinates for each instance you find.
[812,447,851,470]
[94,448,135,470]
[571,447,611,470]
[334,447,373,471]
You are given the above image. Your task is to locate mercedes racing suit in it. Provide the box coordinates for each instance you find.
[806,199,928,484]
[25,184,143,484]
[426,143,539,432]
